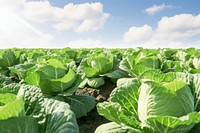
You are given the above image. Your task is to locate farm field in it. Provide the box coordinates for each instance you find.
[1,48,200,133]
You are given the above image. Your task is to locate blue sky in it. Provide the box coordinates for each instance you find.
[0,0,200,48]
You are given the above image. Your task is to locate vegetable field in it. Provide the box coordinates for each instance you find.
[1,47,200,133]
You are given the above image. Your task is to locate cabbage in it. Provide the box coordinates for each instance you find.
[96,70,200,133]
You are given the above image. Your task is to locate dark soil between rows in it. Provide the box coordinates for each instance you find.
[76,80,116,133]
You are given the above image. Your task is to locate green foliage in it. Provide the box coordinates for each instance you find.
[120,51,161,77]
[97,70,200,133]
[78,52,127,88]
[43,98,79,133]
[0,93,24,120]
[0,49,19,69]
[2,48,200,132]
[0,74,12,87]
[0,117,38,133]
[23,59,77,94]
[62,94,96,118]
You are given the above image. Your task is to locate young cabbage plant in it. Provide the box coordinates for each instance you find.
[0,93,38,133]
[22,59,77,95]
[96,70,200,133]
[78,52,128,88]
[0,85,80,133]
[0,49,19,69]
[120,51,161,77]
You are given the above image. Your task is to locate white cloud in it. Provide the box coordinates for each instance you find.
[66,38,103,48]
[0,9,54,48]
[156,14,200,38]
[66,38,128,48]
[123,14,200,48]
[52,21,77,31]
[23,1,57,23]
[0,0,25,10]
[144,3,172,15]
[0,1,109,33]
[0,0,109,49]
[22,1,110,33]
[123,25,153,43]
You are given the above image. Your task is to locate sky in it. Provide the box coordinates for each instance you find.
[0,0,200,49]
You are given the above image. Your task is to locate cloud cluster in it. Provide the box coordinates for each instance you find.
[0,10,54,48]
[123,14,200,48]
[144,3,172,15]
[123,25,153,43]
[0,0,109,48]
[0,0,25,10]
[0,0,109,33]
[66,38,130,48]
[23,1,109,33]
[1,1,199,49]
[156,14,200,38]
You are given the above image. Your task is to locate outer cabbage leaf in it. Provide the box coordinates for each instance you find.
[97,78,142,132]
[44,98,79,133]
[116,78,137,87]
[24,72,41,87]
[0,74,12,87]
[97,102,142,132]
[9,63,37,79]
[78,53,124,88]
[101,58,129,79]
[111,79,140,121]
[17,85,46,125]
[119,55,135,77]
[25,68,76,94]
[139,70,192,85]
[174,72,191,84]
[78,78,88,88]
[138,80,195,132]
[191,74,200,111]
[0,93,24,120]
[97,102,125,124]
[95,122,134,133]
[110,79,141,128]
[82,66,99,77]
[176,50,190,62]
[60,74,83,96]
[0,116,38,133]
[146,112,200,133]
[14,84,79,133]
[0,83,21,94]
[120,53,160,77]
[87,54,113,74]
[139,70,169,83]
[87,77,105,88]
[46,59,66,69]
[161,60,183,73]
[136,56,160,69]
[0,50,18,68]
[79,75,111,89]
[48,68,76,91]
[0,92,38,133]
[26,50,46,61]
[38,65,66,79]
[63,94,96,118]
[78,53,114,77]
[158,48,177,60]
[101,70,128,79]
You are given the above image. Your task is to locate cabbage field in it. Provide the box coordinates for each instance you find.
[0,47,200,133]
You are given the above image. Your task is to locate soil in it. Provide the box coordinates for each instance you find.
[77,107,110,133]
[76,80,116,133]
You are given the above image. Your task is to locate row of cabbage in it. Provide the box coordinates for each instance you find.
[0,47,200,132]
